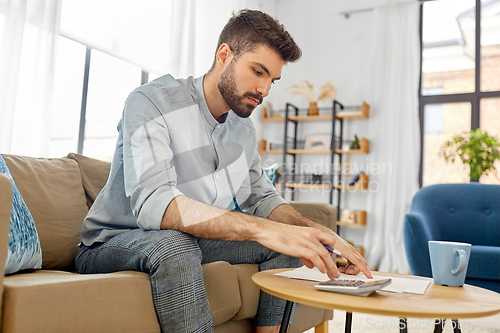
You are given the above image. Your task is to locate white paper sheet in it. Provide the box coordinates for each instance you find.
[274,266,430,294]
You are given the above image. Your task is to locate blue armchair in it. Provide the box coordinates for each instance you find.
[404,183,500,293]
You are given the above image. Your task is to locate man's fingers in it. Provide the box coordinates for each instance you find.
[342,252,372,278]
[301,257,314,269]
[312,242,340,279]
[343,242,367,266]
[302,247,340,278]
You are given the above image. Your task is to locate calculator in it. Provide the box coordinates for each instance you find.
[315,278,392,297]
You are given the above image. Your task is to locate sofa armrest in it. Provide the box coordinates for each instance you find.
[289,202,337,231]
[467,245,500,281]
[0,174,13,324]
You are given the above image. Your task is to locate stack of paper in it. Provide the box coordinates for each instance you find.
[274,266,430,294]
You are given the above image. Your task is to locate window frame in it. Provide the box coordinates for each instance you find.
[418,0,500,186]
[64,42,151,155]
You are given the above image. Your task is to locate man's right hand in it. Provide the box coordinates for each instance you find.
[253,221,372,280]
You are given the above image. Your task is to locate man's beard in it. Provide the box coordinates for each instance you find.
[218,61,263,118]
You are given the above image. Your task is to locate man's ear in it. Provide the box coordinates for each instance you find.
[217,43,233,67]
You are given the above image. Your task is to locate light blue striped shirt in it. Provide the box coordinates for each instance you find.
[81,74,286,246]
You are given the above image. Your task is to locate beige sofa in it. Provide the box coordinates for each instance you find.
[0,153,336,333]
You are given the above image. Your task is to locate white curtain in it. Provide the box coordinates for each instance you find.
[363,1,421,273]
[0,0,270,157]
[168,0,271,78]
[0,0,61,156]
[60,0,269,78]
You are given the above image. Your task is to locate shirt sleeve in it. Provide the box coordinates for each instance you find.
[121,91,184,230]
[237,149,287,218]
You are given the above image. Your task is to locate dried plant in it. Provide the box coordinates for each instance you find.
[287,80,337,103]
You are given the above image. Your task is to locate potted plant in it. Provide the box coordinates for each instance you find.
[350,135,360,150]
[287,80,337,116]
[440,128,500,182]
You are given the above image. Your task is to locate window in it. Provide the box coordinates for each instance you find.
[50,40,158,161]
[421,0,476,96]
[83,50,142,160]
[422,102,471,185]
[50,36,86,157]
[480,97,500,184]
[420,0,500,186]
[423,104,444,133]
[50,40,149,161]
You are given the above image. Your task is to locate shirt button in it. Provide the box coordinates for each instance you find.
[215,174,220,179]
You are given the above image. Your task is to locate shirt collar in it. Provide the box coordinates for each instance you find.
[195,75,221,129]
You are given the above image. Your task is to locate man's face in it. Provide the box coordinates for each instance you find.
[218,45,284,118]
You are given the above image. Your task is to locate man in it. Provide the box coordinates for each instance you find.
[76,9,371,333]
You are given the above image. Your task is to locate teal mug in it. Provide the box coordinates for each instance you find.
[428,241,471,287]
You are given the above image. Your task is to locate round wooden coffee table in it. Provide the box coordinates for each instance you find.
[253,269,500,333]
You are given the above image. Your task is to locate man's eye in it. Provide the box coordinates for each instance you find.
[254,69,262,75]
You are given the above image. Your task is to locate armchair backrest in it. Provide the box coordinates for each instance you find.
[409,183,500,246]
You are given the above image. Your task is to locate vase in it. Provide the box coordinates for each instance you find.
[307,102,319,116]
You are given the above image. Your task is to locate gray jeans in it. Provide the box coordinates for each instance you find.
[75,229,301,333]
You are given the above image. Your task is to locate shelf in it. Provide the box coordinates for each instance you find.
[262,116,284,122]
[337,211,367,226]
[259,149,283,154]
[287,149,331,154]
[261,107,284,122]
[261,102,370,122]
[336,102,370,119]
[258,139,284,154]
[334,173,369,190]
[335,138,370,154]
[284,183,330,190]
[288,114,332,122]
[336,246,365,265]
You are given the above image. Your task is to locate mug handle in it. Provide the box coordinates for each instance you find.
[451,248,468,275]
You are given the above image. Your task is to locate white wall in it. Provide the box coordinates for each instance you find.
[254,0,380,247]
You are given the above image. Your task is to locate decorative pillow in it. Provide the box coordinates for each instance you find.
[0,155,42,274]
[230,163,279,212]
[263,163,279,186]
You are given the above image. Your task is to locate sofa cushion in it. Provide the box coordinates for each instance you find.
[203,261,242,326]
[214,319,253,333]
[2,261,244,332]
[289,303,333,333]
[2,155,88,269]
[0,174,13,326]
[0,155,42,274]
[67,153,111,208]
[2,270,161,333]
[290,201,337,230]
[232,264,260,320]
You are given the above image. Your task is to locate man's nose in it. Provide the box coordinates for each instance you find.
[257,81,272,98]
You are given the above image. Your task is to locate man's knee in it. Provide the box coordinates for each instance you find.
[145,230,203,272]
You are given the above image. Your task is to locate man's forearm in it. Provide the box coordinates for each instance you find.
[161,196,371,279]
[161,195,269,241]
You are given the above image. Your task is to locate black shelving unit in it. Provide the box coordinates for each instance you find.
[280,100,344,219]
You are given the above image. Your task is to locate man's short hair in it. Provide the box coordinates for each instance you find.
[210,9,301,71]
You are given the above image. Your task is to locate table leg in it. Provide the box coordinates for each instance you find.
[314,321,329,333]
[452,319,461,333]
[399,318,408,333]
[345,312,353,333]
[434,319,445,333]
[279,301,294,333]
